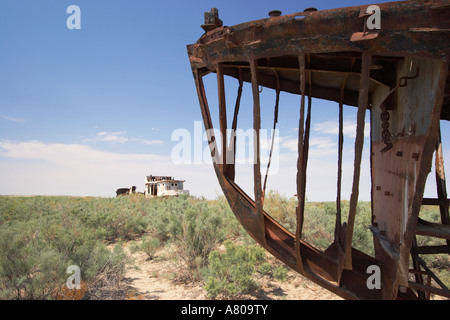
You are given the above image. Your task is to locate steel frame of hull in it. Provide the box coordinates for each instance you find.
[187,1,450,300]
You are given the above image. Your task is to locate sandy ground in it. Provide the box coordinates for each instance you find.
[120,241,342,301]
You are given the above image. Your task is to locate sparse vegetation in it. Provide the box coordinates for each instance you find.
[0,193,447,300]
[203,240,266,299]
[0,196,131,299]
[135,237,161,260]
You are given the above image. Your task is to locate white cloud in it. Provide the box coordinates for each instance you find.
[82,131,164,146]
[313,120,370,138]
[0,114,26,123]
[83,131,128,143]
[280,137,298,152]
[309,136,336,151]
[0,139,160,163]
[0,139,219,198]
[0,136,380,202]
[136,138,164,146]
[279,136,336,156]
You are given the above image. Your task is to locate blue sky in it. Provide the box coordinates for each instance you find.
[0,1,448,200]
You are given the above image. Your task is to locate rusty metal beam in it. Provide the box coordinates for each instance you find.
[217,63,228,169]
[295,54,307,271]
[344,51,371,270]
[335,74,349,243]
[250,59,263,219]
[262,70,280,202]
[221,66,361,107]
[400,58,450,297]
[408,281,450,299]
[416,218,450,239]
[193,69,219,165]
[422,198,450,206]
[434,129,450,248]
[227,69,244,182]
[411,238,427,299]
[413,255,450,294]
[414,245,450,255]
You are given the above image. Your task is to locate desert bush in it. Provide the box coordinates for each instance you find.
[0,196,133,300]
[209,196,242,239]
[80,243,131,300]
[0,222,66,299]
[272,265,288,282]
[258,262,272,276]
[148,195,192,242]
[203,240,266,299]
[177,202,227,274]
[263,190,297,233]
[0,219,131,300]
[71,197,148,241]
[147,196,232,279]
[134,236,161,260]
[257,262,287,282]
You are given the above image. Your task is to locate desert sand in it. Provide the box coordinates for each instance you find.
[121,241,342,301]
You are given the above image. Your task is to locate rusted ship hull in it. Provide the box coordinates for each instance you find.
[187,1,450,299]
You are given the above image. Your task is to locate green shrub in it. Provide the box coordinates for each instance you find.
[272,265,288,282]
[258,262,272,275]
[68,196,148,241]
[137,237,161,260]
[80,243,131,300]
[203,240,266,299]
[0,223,66,299]
[257,262,287,282]
[263,191,297,233]
[0,196,133,300]
[148,196,230,277]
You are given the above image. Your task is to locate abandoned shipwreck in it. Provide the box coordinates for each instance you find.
[187,1,450,299]
[116,175,189,198]
[144,175,189,198]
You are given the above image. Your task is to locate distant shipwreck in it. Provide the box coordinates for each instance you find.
[144,175,189,198]
[116,175,189,198]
